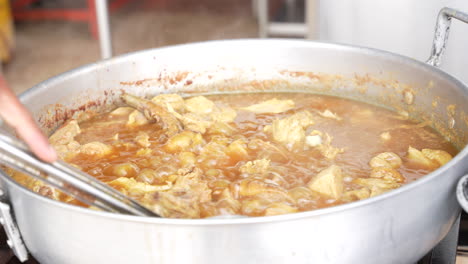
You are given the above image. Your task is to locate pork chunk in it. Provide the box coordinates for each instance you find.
[210,108,237,123]
[407,146,438,168]
[151,167,212,218]
[307,165,343,199]
[121,93,181,136]
[421,149,452,167]
[353,178,400,192]
[306,130,344,160]
[127,110,149,126]
[49,120,81,158]
[80,142,112,156]
[264,203,298,216]
[239,178,289,199]
[214,188,241,215]
[108,177,172,198]
[318,109,342,121]
[239,158,271,175]
[164,131,203,153]
[134,132,151,147]
[241,98,295,114]
[49,120,81,146]
[369,152,402,169]
[407,147,452,168]
[265,111,315,150]
[178,113,212,134]
[185,96,216,114]
[370,167,405,183]
[342,188,371,201]
[109,107,135,116]
[151,94,185,112]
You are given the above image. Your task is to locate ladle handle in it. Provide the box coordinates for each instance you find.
[427,7,468,67]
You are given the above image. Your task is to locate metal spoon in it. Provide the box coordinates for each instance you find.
[0,129,159,217]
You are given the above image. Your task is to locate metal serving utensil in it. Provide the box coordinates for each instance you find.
[0,129,159,217]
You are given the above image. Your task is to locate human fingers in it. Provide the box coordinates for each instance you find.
[0,76,57,162]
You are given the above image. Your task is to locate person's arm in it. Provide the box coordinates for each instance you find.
[0,76,57,162]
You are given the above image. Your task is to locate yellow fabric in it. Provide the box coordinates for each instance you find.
[0,0,14,63]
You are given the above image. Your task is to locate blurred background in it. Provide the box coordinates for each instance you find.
[1,0,260,94]
[1,0,468,94]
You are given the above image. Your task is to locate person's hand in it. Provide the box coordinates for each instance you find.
[0,76,57,162]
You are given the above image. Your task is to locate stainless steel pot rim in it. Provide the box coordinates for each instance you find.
[6,38,468,225]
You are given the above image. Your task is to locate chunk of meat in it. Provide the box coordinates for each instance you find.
[264,202,298,216]
[157,95,236,135]
[207,121,236,136]
[380,132,391,141]
[288,186,318,209]
[369,152,402,169]
[370,167,404,183]
[318,109,342,121]
[369,186,391,197]
[178,152,196,167]
[239,158,271,175]
[9,169,63,201]
[54,141,81,160]
[240,190,295,216]
[226,139,249,162]
[342,188,371,202]
[49,120,81,146]
[127,110,149,126]
[151,94,185,112]
[368,152,404,183]
[241,98,295,114]
[104,162,139,178]
[121,93,181,136]
[79,142,112,156]
[353,178,400,197]
[406,146,438,168]
[134,132,150,147]
[108,177,172,198]
[177,113,212,134]
[177,108,236,135]
[305,134,322,147]
[109,107,135,116]
[241,198,271,216]
[421,149,452,167]
[151,167,212,218]
[306,130,344,160]
[264,111,315,150]
[185,96,216,114]
[214,188,241,215]
[239,178,289,198]
[307,165,343,199]
[136,168,177,185]
[49,120,81,159]
[210,108,237,123]
[198,137,230,166]
[136,148,152,156]
[248,139,289,162]
[164,131,203,153]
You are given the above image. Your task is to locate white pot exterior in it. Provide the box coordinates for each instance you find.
[317,0,468,84]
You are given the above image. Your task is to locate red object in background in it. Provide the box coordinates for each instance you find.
[11,0,131,39]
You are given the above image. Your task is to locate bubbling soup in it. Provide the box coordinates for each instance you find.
[10,92,457,218]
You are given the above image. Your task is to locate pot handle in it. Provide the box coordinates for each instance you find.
[427,7,468,67]
[457,175,468,213]
[0,183,28,262]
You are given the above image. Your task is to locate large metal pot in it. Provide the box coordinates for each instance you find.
[1,8,468,264]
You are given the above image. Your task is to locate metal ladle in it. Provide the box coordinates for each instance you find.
[0,129,159,217]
